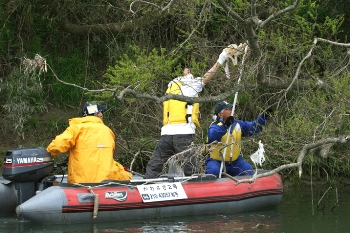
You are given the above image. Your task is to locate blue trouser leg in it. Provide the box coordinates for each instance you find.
[205,156,253,177]
[226,155,253,176]
[205,158,221,177]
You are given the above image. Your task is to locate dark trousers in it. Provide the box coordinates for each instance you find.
[144,134,197,178]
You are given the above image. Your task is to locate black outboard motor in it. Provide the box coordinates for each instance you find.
[2,148,54,205]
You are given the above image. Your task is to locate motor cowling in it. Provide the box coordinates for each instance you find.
[2,148,53,182]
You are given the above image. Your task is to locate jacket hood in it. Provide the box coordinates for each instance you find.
[69,116,103,126]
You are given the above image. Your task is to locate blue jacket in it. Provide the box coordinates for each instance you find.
[207,114,268,144]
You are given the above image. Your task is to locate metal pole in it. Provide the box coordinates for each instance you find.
[218,44,249,178]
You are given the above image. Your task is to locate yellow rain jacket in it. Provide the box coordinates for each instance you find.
[47,116,132,183]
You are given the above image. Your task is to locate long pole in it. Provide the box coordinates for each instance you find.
[218,44,249,178]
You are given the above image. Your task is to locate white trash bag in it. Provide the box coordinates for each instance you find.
[250,140,265,167]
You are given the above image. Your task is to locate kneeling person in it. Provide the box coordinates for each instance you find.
[205,101,270,177]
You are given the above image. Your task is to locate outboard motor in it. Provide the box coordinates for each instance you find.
[2,148,54,205]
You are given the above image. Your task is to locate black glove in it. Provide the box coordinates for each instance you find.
[262,108,274,118]
[225,116,235,128]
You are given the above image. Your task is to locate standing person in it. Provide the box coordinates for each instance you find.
[205,101,271,177]
[144,50,234,179]
[46,102,132,183]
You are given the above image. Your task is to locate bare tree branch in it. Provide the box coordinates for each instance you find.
[47,64,116,93]
[233,135,350,185]
[172,1,211,54]
[285,38,350,94]
[47,63,242,104]
[129,0,176,14]
[216,0,245,23]
[216,0,302,83]
[260,0,301,28]
[58,11,162,35]
[129,140,154,171]
[115,86,241,104]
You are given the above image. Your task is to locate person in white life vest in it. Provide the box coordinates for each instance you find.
[144,50,233,179]
[205,101,272,177]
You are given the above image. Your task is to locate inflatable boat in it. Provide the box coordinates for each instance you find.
[0,148,283,224]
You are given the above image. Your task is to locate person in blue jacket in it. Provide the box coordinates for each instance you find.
[205,101,271,177]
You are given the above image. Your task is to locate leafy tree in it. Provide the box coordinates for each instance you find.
[1,0,350,180]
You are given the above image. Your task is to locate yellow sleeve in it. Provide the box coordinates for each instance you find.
[111,131,116,153]
[114,161,132,180]
[46,126,76,157]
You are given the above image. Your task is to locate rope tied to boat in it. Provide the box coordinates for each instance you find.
[72,179,201,219]
[72,181,139,219]
[88,187,99,219]
[72,183,112,219]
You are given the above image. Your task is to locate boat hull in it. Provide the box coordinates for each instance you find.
[16,173,283,224]
[0,178,17,214]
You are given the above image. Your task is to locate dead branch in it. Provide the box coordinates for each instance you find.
[317,185,332,206]
[45,39,350,111]
[22,54,47,74]
[216,0,244,23]
[57,8,162,35]
[217,0,301,61]
[129,139,154,171]
[273,38,350,109]
[46,63,242,104]
[285,38,350,94]
[162,144,207,175]
[331,188,338,211]
[259,0,301,28]
[172,1,211,54]
[233,135,350,185]
[129,0,176,14]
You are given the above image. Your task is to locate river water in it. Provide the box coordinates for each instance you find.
[1,184,349,233]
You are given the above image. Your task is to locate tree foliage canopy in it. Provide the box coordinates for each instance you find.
[1,0,350,181]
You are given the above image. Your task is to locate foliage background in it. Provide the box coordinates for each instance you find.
[0,0,350,182]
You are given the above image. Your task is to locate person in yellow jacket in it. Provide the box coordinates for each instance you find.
[46,102,132,183]
[144,48,237,179]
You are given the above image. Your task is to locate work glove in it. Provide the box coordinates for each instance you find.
[224,43,247,65]
[225,116,235,128]
[217,50,230,65]
[217,43,248,79]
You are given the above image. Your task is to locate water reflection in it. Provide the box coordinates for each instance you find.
[1,185,350,233]
[278,185,350,233]
[1,210,281,233]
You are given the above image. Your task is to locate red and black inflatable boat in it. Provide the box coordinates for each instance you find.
[0,148,283,224]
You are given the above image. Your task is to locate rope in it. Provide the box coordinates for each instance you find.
[71,178,198,219]
[88,187,99,219]
[73,182,135,219]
